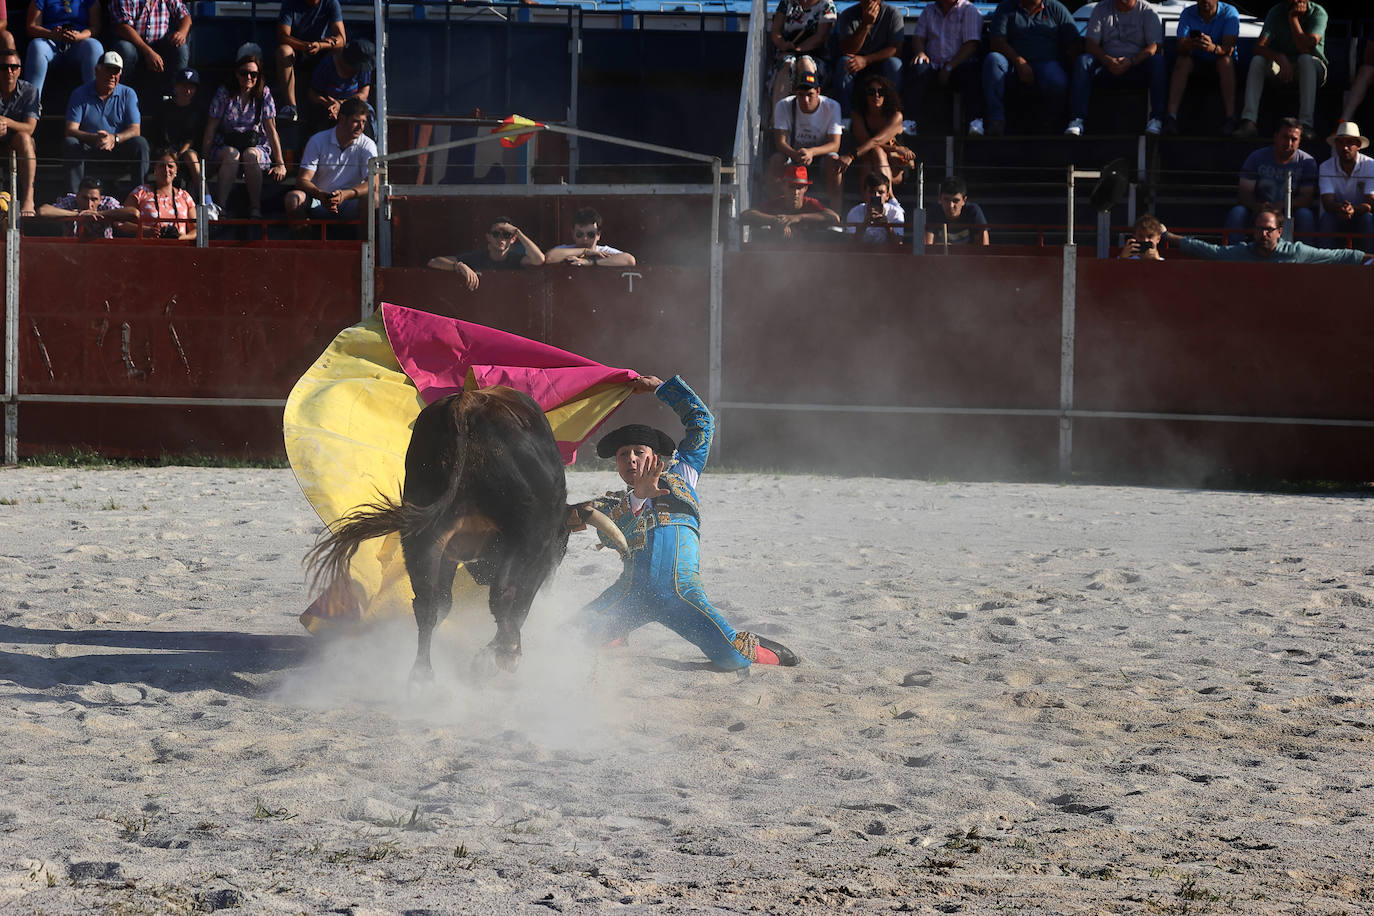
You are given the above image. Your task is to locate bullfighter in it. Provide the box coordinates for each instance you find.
[576,374,799,670]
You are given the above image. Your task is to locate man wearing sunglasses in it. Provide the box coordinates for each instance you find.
[545,206,636,268]
[0,49,39,216]
[1158,205,1373,264]
[426,216,545,291]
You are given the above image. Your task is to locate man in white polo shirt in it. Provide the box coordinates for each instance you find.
[284,96,375,223]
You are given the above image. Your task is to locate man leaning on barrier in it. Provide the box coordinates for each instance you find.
[426,215,545,292]
[1160,205,1373,264]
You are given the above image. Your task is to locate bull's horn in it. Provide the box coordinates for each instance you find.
[581,507,630,555]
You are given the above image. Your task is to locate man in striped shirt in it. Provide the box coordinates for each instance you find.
[108,0,191,79]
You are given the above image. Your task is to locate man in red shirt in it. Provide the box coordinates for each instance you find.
[741,164,841,239]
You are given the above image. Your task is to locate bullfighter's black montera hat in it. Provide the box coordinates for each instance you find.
[596,424,676,458]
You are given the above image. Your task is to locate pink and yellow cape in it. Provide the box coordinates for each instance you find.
[283,302,637,633]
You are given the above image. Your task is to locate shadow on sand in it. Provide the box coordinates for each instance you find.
[0,625,314,695]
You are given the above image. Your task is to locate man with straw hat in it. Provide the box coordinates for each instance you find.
[1317,121,1374,250]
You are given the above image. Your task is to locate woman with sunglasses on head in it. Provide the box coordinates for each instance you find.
[123,146,196,240]
[837,74,914,194]
[201,52,286,219]
[426,215,544,291]
[544,206,636,267]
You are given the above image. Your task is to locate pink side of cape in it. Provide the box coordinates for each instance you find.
[379,302,638,463]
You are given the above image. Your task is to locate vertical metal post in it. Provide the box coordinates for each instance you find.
[911,162,925,254]
[195,159,207,247]
[1282,171,1294,241]
[1066,165,1076,247]
[568,11,582,181]
[1096,209,1110,259]
[362,157,377,319]
[1058,243,1077,479]
[374,0,392,267]
[708,157,723,445]
[4,151,19,464]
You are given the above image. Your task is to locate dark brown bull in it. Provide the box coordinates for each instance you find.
[307,385,626,681]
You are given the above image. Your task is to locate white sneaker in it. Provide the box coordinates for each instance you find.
[1144,117,1162,135]
[968,118,984,136]
[1064,118,1084,137]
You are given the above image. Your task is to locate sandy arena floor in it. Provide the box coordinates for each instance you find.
[0,467,1371,914]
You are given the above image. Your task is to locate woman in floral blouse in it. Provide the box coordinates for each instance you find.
[201,52,286,218]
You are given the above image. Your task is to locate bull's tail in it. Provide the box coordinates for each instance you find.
[304,496,430,594]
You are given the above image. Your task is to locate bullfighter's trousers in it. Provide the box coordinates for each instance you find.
[578,517,752,670]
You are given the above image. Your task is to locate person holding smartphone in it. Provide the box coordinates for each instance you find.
[844,171,904,244]
[1120,213,1164,260]
[1163,0,1240,135]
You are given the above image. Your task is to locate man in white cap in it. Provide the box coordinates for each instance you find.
[1317,121,1374,250]
[61,50,148,194]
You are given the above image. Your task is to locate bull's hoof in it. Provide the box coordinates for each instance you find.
[471,646,521,678]
[407,664,441,699]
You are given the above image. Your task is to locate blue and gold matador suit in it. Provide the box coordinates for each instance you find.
[577,376,762,669]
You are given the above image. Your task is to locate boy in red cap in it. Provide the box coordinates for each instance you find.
[577,374,798,669]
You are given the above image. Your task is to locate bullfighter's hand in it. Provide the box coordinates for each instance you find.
[629,375,663,393]
[631,453,670,500]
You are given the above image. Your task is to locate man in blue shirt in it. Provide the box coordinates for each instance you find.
[1162,205,1372,264]
[1225,118,1317,240]
[274,0,345,122]
[60,51,148,194]
[1163,0,1240,135]
[983,0,1080,136]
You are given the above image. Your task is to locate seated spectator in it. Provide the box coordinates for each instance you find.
[274,0,345,123]
[844,171,904,243]
[1068,0,1165,137]
[1163,0,1239,135]
[1119,212,1164,259]
[151,68,205,195]
[1225,117,1316,240]
[0,48,40,217]
[741,164,841,239]
[25,0,103,100]
[767,0,836,114]
[769,71,843,212]
[122,146,195,239]
[983,0,1078,136]
[37,176,135,238]
[1340,37,1374,125]
[426,216,545,291]
[1232,0,1327,139]
[1317,121,1374,251]
[203,54,287,219]
[107,0,190,84]
[1162,205,1372,263]
[306,38,372,134]
[0,14,13,54]
[832,0,903,118]
[545,206,637,267]
[284,97,374,224]
[924,175,989,246]
[62,51,148,195]
[904,0,984,136]
[839,75,914,196]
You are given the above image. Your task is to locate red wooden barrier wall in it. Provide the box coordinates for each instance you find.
[7,242,1373,482]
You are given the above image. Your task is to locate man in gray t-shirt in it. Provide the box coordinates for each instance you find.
[832,0,903,115]
[1067,0,1166,136]
[0,48,39,215]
